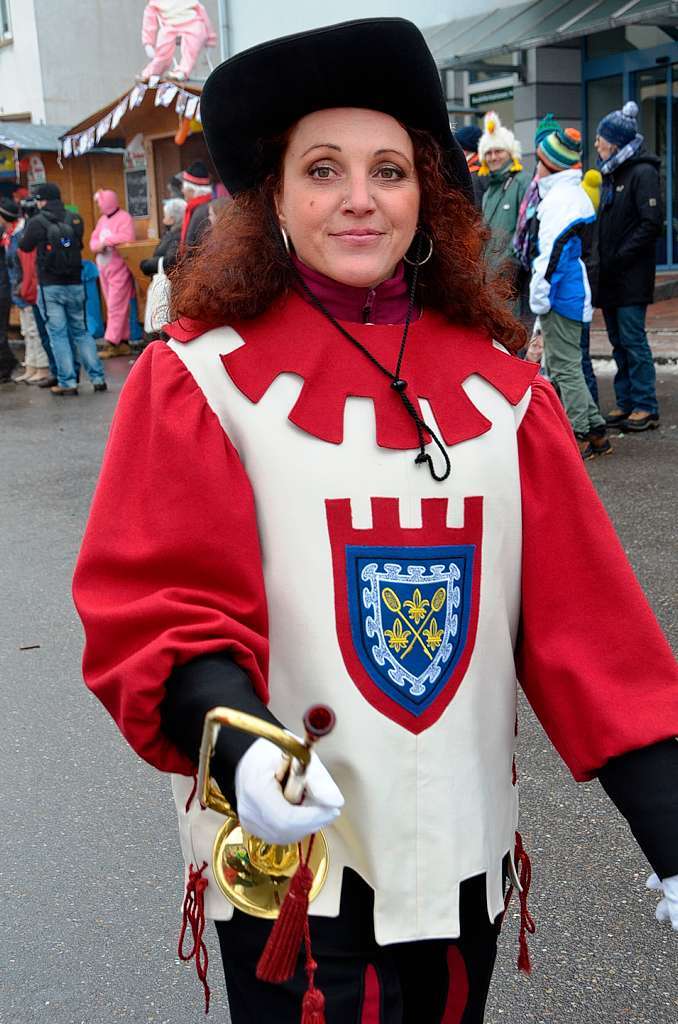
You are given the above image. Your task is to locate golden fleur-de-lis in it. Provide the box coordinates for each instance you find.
[423,618,444,650]
[384,618,411,653]
[403,587,430,624]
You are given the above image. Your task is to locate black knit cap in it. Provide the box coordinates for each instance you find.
[200,18,472,203]
[31,182,61,201]
[454,125,482,154]
[0,197,19,220]
[182,160,211,185]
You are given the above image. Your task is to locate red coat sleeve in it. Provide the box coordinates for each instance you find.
[515,377,678,782]
[73,341,269,774]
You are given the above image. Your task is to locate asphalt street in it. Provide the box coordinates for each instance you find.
[1,353,677,1024]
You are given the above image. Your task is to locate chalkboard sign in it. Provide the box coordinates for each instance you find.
[125,168,149,218]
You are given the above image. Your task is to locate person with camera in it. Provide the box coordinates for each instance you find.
[19,182,106,396]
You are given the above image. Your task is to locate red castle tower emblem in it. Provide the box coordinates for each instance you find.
[326,496,483,733]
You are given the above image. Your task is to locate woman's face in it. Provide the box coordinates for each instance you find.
[484,148,511,173]
[277,107,420,288]
[595,135,617,162]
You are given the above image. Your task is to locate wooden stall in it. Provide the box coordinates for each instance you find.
[0,123,124,261]
[61,81,214,317]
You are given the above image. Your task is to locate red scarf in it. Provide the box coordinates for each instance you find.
[466,152,481,176]
[180,194,211,249]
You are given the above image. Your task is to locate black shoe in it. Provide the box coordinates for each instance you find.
[575,434,595,460]
[587,429,613,456]
[93,382,108,393]
[37,375,58,389]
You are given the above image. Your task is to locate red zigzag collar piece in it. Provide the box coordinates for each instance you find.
[166,292,538,451]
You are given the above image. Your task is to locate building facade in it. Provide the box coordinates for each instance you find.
[428,1,678,267]
[0,0,221,125]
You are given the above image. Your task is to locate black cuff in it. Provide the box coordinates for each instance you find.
[599,738,678,879]
[160,652,280,806]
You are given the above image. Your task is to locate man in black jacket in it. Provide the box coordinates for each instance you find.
[594,102,662,432]
[19,182,106,396]
[0,198,19,384]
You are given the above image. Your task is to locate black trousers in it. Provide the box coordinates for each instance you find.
[216,869,501,1023]
[0,292,18,380]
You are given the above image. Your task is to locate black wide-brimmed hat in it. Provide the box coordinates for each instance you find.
[201,18,472,202]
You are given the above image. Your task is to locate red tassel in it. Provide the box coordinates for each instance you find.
[300,920,325,1023]
[504,831,536,975]
[256,837,328,1022]
[303,978,327,1019]
[301,983,326,1024]
[256,840,315,984]
[178,861,211,1013]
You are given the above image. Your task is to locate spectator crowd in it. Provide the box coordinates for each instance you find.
[456,98,663,457]
[0,159,225,396]
[2,105,664,458]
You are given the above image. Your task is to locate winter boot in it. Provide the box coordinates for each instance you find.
[587,426,613,457]
[620,410,660,432]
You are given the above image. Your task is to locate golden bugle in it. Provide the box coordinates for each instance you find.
[197,704,336,918]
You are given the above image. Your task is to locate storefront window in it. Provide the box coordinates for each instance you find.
[635,67,668,264]
[672,66,678,263]
[586,75,623,168]
[0,0,12,42]
[468,52,517,84]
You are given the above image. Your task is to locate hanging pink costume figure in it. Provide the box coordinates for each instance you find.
[141,1,217,82]
[90,190,136,354]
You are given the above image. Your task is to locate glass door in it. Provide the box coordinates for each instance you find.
[634,67,669,264]
[586,75,623,170]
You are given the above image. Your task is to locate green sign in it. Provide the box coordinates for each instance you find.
[470,87,514,108]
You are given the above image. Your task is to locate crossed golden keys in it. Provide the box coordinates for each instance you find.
[382,586,446,660]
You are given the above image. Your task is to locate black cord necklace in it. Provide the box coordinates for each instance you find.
[288,237,451,483]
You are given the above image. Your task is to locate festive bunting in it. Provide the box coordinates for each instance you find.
[60,82,202,158]
[184,95,199,120]
[155,82,179,108]
[95,112,113,143]
[129,83,148,109]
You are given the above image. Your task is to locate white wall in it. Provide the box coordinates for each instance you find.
[34,0,221,125]
[0,1,45,121]
[226,0,518,54]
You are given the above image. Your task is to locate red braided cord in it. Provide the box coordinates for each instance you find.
[178,861,211,1013]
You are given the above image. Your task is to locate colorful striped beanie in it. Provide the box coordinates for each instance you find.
[537,128,582,171]
[534,112,561,147]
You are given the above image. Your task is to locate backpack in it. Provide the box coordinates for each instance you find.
[37,211,83,277]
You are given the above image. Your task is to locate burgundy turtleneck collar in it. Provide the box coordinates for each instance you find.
[291,254,414,325]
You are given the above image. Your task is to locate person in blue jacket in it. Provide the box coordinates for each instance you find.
[529,127,611,459]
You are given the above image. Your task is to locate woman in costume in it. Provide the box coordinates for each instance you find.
[89,189,136,359]
[73,19,678,1024]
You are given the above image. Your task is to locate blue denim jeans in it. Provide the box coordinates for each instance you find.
[579,322,599,406]
[38,284,105,389]
[602,305,658,415]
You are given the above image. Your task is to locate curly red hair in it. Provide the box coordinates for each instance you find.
[170,129,526,352]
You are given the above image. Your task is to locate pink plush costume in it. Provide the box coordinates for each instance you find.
[90,190,136,346]
[141,1,216,80]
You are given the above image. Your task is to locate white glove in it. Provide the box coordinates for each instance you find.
[646,873,678,930]
[235,737,344,846]
[144,44,156,59]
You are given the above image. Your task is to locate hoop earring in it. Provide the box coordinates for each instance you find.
[280,224,292,256]
[404,230,433,267]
